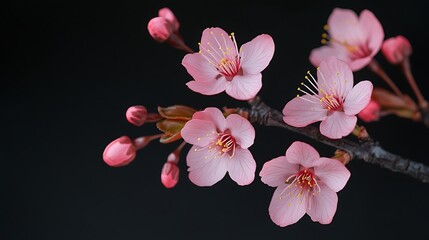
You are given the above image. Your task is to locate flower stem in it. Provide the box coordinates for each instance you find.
[401,58,427,108]
[368,59,403,97]
[241,96,429,183]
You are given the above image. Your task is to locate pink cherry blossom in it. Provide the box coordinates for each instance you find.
[181,107,256,186]
[357,99,381,122]
[161,161,180,188]
[283,56,373,139]
[103,136,137,167]
[259,141,351,227]
[182,27,275,100]
[310,8,384,71]
[382,35,412,65]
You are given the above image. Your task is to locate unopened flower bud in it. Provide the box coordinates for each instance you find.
[158,7,179,33]
[147,17,173,43]
[358,99,381,122]
[382,35,412,64]
[126,105,147,126]
[103,136,136,167]
[161,161,179,188]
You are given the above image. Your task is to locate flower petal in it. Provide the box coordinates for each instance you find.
[226,147,256,186]
[282,95,327,127]
[226,114,255,149]
[309,45,343,68]
[186,78,227,96]
[349,56,373,71]
[307,183,338,224]
[343,80,373,116]
[359,9,384,56]
[314,157,351,192]
[182,53,219,82]
[186,145,228,187]
[320,111,357,139]
[240,34,275,75]
[200,27,236,61]
[225,73,262,100]
[260,156,299,187]
[268,184,307,227]
[317,56,354,98]
[192,107,227,132]
[328,8,365,45]
[181,119,218,147]
[285,141,320,168]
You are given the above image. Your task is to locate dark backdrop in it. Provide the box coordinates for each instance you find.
[2,0,429,239]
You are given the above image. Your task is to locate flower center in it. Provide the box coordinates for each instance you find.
[321,28,371,60]
[279,168,321,208]
[198,31,241,78]
[215,132,236,158]
[296,69,345,111]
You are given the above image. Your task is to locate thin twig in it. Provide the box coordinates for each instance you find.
[240,97,429,183]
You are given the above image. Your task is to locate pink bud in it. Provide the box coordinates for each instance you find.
[358,99,381,122]
[126,105,147,126]
[103,136,136,167]
[147,17,173,43]
[382,35,412,64]
[161,161,180,188]
[158,7,180,33]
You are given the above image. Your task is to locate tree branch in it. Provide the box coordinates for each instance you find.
[241,97,429,183]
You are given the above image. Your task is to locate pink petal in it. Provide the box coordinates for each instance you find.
[320,111,357,139]
[349,56,373,71]
[181,119,218,147]
[182,53,219,82]
[186,78,227,96]
[240,34,275,75]
[343,80,373,116]
[225,73,262,100]
[314,157,351,192]
[226,147,256,186]
[359,9,384,56]
[328,8,365,45]
[282,95,327,127]
[225,114,255,149]
[186,145,228,187]
[309,45,342,68]
[260,156,299,187]
[200,27,236,61]
[268,184,307,227]
[192,107,227,132]
[285,141,320,168]
[158,7,179,32]
[317,56,354,98]
[307,183,338,224]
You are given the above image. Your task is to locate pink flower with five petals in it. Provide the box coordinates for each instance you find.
[309,8,384,71]
[259,141,351,227]
[182,27,275,100]
[283,56,373,139]
[181,107,256,186]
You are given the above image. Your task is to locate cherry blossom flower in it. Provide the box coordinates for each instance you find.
[182,27,275,100]
[309,8,384,71]
[126,105,148,126]
[382,35,412,65]
[283,56,373,139]
[181,107,256,186]
[259,141,351,227]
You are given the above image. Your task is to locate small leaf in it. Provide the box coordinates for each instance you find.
[157,105,197,120]
[156,119,188,143]
[159,132,182,143]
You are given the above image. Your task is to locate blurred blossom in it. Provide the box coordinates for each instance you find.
[310,8,384,71]
[382,35,412,65]
[358,99,380,122]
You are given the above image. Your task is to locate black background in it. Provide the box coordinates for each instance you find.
[2,0,429,239]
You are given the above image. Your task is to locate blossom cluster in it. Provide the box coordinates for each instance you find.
[103,7,426,227]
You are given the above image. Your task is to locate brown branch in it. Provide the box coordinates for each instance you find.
[241,97,429,183]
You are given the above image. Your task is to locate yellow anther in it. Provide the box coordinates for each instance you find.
[322,33,328,38]
[321,39,328,44]
[324,24,329,31]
